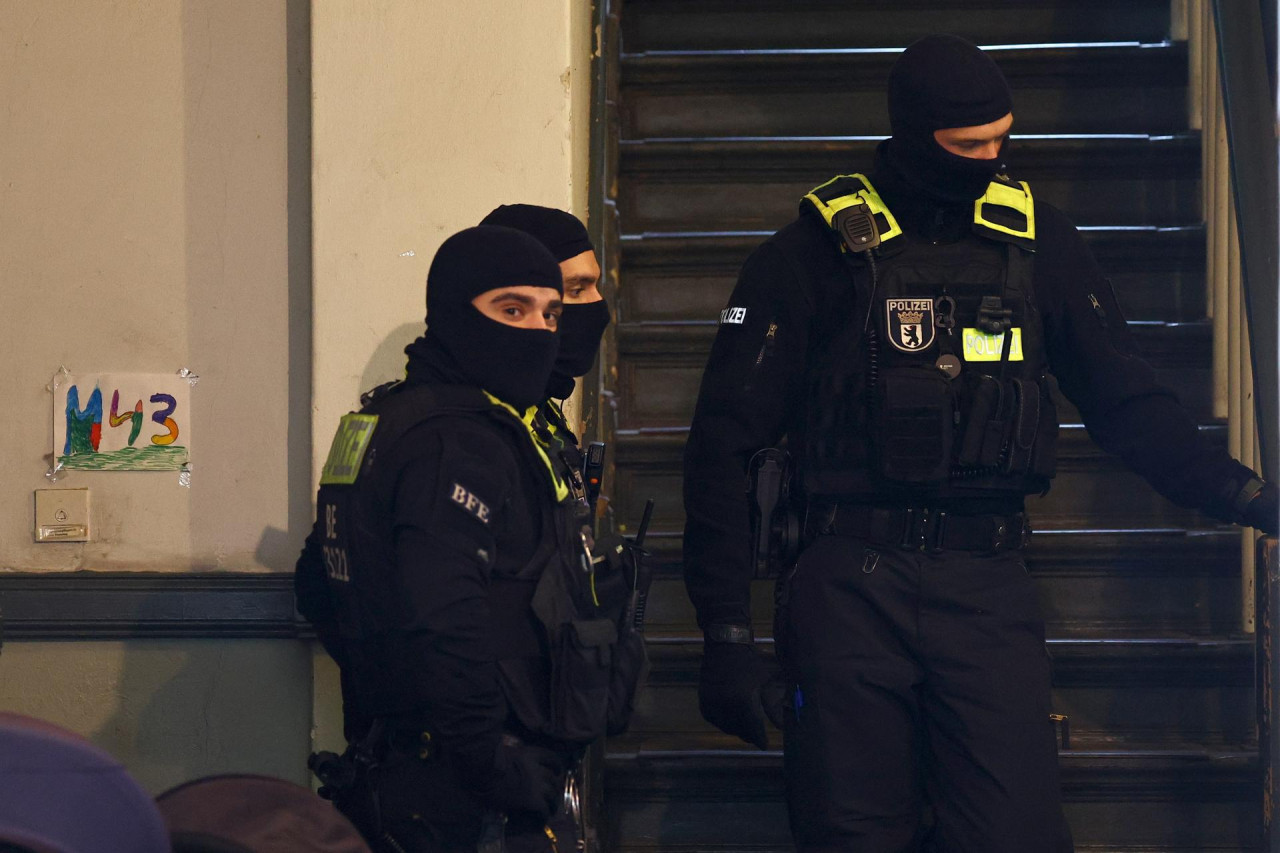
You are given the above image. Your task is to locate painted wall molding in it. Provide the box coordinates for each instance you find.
[0,573,305,640]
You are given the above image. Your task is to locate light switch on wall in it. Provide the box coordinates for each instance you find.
[35,488,90,542]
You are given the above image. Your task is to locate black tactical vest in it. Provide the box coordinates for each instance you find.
[314,382,633,745]
[798,173,1058,503]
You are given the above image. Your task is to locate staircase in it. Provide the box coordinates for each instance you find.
[599,1,1259,850]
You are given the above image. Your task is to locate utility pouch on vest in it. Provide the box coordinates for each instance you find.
[589,531,652,736]
[957,374,1006,469]
[1003,378,1040,475]
[532,520,651,743]
[955,373,1058,479]
[875,367,953,483]
[547,615,616,743]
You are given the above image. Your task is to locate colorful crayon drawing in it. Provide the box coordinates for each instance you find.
[53,373,192,471]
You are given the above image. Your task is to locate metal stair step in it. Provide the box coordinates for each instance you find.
[611,423,1231,544]
[620,634,1254,748]
[619,133,1201,231]
[622,42,1187,137]
[618,225,1206,324]
[621,0,1171,53]
[610,319,1213,430]
[603,740,1259,850]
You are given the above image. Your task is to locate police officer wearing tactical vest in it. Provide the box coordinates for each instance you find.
[682,35,1280,852]
[296,225,642,853]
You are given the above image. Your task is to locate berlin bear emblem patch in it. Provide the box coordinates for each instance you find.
[885,298,935,353]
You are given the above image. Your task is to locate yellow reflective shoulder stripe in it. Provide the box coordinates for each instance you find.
[803,173,904,244]
[319,413,379,485]
[543,400,566,438]
[483,392,571,502]
[974,179,1035,241]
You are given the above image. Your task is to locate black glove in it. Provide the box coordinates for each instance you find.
[484,742,565,818]
[698,638,787,750]
[1245,482,1279,536]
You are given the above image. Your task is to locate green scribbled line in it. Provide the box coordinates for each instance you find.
[59,446,189,471]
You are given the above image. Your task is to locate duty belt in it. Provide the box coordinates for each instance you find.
[815,504,1030,553]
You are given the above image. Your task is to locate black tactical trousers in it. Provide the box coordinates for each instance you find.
[336,750,578,853]
[779,533,1073,853]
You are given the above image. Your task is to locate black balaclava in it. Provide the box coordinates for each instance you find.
[416,225,563,410]
[885,34,1013,203]
[480,204,611,399]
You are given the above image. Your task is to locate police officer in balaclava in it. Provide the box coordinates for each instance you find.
[297,225,634,852]
[681,34,1277,852]
[480,204,609,471]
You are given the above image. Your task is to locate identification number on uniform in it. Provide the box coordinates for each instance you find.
[319,414,379,485]
[961,327,1024,362]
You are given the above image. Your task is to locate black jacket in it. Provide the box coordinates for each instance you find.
[682,148,1261,630]
[296,340,559,790]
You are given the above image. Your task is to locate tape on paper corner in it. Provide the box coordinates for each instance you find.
[47,365,71,394]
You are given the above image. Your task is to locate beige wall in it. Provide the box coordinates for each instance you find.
[0,0,593,790]
[311,1,594,473]
[0,640,313,791]
[0,0,311,574]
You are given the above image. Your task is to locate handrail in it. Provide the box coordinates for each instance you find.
[1212,0,1278,481]
[1209,2,1280,848]
[581,2,621,849]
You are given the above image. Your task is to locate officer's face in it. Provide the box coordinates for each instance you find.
[471,286,564,331]
[933,112,1014,160]
[560,249,602,304]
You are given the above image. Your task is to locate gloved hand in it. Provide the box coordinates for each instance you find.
[698,639,788,750]
[485,742,565,818]
[1245,482,1279,536]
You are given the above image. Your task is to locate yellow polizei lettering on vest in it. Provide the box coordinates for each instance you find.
[961,328,1025,362]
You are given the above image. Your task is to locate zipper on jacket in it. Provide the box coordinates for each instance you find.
[754,321,778,368]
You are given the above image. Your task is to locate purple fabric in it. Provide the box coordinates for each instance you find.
[0,713,171,853]
[157,775,370,853]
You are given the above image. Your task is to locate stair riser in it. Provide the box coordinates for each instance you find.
[614,465,1221,550]
[603,793,1258,850]
[622,1,1170,52]
[619,170,1200,233]
[612,353,1211,430]
[633,572,1245,637]
[624,82,1186,139]
[622,266,1207,326]
[625,676,1252,746]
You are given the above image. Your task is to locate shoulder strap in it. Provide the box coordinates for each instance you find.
[801,173,904,249]
[974,175,1036,250]
[339,383,570,502]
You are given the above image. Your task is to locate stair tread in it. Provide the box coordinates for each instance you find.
[640,630,1251,646]
[606,733,1256,763]
[623,131,1197,155]
[621,223,1204,258]
[622,40,1184,85]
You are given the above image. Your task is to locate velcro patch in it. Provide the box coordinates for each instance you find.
[961,327,1025,362]
[450,482,492,524]
[319,414,379,485]
[719,307,747,325]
